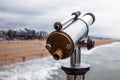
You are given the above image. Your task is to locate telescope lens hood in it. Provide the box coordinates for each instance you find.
[84,13,95,25]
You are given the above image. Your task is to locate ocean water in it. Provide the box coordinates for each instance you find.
[0,42,120,80]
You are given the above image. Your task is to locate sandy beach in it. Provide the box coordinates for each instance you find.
[0,39,120,80]
[0,39,49,65]
[0,39,119,65]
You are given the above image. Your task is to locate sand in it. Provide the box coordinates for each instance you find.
[0,39,49,65]
[93,39,120,46]
[0,39,119,65]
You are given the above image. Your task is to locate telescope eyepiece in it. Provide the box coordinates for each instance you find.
[53,49,63,60]
[53,53,60,60]
[84,13,95,25]
[54,22,62,31]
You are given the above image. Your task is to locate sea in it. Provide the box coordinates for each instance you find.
[0,42,120,80]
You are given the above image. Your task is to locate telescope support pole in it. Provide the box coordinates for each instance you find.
[68,45,82,80]
[70,45,81,67]
[61,43,90,80]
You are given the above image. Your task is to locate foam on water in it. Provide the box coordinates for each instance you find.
[0,57,61,80]
[82,42,120,55]
[0,42,120,80]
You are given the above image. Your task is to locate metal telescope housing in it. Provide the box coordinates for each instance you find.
[54,11,81,31]
[46,11,95,60]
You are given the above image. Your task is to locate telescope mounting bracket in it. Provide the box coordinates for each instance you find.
[61,37,94,80]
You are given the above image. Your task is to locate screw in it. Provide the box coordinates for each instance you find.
[45,44,52,51]
[66,44,71,50]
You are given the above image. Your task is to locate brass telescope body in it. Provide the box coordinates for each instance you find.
[46,31,74,60]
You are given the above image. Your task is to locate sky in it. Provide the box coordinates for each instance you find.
[0,0,120,39]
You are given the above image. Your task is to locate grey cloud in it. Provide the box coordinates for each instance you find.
[0,0,120,39]
[0,0,62,15]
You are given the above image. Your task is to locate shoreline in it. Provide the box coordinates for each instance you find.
[0,39,120,65]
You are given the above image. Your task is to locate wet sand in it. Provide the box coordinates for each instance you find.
[0,39,119,65]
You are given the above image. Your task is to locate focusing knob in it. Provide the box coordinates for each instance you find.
[87,37,95,50]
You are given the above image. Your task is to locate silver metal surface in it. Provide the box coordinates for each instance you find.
[69,45,81,80]
[46,12,95,80]
[81,14,94,25]
[67,75,81,80]
[63,13,94,79]
[54,11,81,31]
[63,14,94,44]
[70,45,81,67]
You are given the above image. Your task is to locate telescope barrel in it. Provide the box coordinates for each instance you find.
[63,13,95,44]
[54,11,81,31]
[46,12,95,60]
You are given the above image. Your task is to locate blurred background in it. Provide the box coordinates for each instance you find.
[0,0,120,39]
[0,0,120,80]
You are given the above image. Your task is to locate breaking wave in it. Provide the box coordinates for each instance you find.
[0,42,120,80]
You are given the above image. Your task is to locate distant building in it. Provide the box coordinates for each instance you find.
[35,31,48,39]
[24,28,35,39]
[11,28,35,40]
[0,30,6,35]
[0,30,7,41]
[0,28,48,40]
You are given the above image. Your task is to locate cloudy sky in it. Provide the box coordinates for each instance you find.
[0,0,120,39]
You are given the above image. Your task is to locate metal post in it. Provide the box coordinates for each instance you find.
[61,43,90,80]
[67,45,82,80]
[67,75,81,80]
[71,45,81,67]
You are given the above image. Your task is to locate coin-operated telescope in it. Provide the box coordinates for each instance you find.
[46,11,95,80]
